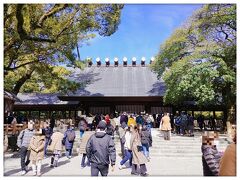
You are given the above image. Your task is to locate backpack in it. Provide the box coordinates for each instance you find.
[175,117,182,126]
[141,131,149,145]
[106,124,114,136]
[66,130,75,142]
[181,115,188,126]
[17,129,26,148]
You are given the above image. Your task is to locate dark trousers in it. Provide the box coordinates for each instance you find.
[175,125,180,134]
[44,138,50,156]
[120,149,132,166]
[20,146,30,170]
[91,163,109,176]
[131,164,147,175]
[120,138,125,157]
[66,148,72,157]
[81,153,90,167]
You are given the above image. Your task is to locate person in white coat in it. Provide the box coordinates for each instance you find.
[119,126,133,169]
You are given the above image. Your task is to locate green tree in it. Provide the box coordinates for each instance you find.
[152,4,236,123]
[4,4,124,94]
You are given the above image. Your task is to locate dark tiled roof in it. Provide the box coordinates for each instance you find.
[4,90,20,101]
[15,66,165,105]
[66,65,165,96]
[15,93,79,105]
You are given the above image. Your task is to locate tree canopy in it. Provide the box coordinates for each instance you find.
[4,4,124,94]
[152,4,236,110]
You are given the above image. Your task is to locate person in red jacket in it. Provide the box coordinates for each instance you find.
[105,114,110,125]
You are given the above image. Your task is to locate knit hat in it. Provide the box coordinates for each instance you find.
[97,120,107,129]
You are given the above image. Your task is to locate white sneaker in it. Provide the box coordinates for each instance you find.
[21,170,27,175]
[118,165,123,170]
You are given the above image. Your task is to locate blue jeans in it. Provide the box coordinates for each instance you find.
[66,148,72,158]
[81,153,90,167]
[147,123,152,133]
[142,144,149,158]
[44,138,50,156]
[120,149,132,166]
[80,130,85,138]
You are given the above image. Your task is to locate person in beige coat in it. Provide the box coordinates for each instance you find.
[160,113,171,140]
[29,124,45,176]
[4,133,8,153]
[79,129,94,168]
[130,125,148,176]
[48,128,64,168]
[219,133,236,176]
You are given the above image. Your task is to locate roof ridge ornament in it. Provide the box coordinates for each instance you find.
[150,57,155,64]
[123,57,127,67]
[141,57,146,66]
[96,57,101,67]
[105,58,110,67]
[132,57,136,66]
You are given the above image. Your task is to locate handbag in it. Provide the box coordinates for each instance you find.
[48,138,52,145]
[62,138,65,145]
[137,145,143,152]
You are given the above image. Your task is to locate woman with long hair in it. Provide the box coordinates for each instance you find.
[130,125,148,176]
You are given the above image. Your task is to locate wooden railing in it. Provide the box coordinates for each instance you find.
[4,123,27,135]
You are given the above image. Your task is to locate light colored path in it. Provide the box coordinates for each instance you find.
[3,129,229,176]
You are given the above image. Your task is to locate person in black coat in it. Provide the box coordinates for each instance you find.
[42,122,53,157]
[120,112,128,126]
[50,116,55,130]
[86,121,116,176]
[92,114,101,131]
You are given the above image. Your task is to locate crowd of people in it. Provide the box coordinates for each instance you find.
[14,112,236,176]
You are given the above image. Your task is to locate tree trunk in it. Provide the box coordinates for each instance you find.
[13,69,34,94]
[76,44,81,61]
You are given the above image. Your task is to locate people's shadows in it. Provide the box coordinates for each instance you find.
[41,159,71,175]
[4,168,21,176]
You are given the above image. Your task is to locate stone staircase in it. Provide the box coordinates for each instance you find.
[73,129,229,158]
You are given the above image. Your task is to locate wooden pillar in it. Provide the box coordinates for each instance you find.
[145,104,151,114]
[213,111,216,119]
[110,105,115,115]
[74,111,77,119]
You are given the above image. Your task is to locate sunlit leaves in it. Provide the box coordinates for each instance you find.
[152,4,236,107]
[4,4,124,94]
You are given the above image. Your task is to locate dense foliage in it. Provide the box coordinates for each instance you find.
[152,4,236,111]
[4,4,124,94]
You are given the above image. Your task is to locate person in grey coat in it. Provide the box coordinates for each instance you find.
[201,131,222,176]
[118,121,127,157]
[86,121,116,176]
[17,120,35,175]
[140,125,152,161]
[62,123,76,159]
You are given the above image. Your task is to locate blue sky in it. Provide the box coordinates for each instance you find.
[77,4,202,64]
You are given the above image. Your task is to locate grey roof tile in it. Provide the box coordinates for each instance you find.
[67,65,166,97]
[16,66,166,105]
